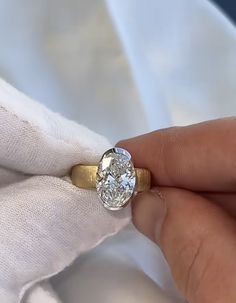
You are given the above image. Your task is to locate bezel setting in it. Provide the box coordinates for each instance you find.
[96,147,136,210]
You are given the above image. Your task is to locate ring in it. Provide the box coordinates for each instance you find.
[71,147,151,210]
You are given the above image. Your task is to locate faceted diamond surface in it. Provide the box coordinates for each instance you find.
[96,148,136,210]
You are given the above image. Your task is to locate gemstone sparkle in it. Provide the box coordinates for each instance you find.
[96,148,136,210]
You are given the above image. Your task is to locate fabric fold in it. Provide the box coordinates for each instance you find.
[0,80,130,303]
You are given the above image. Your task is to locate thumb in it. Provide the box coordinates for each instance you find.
[132,187,236,303]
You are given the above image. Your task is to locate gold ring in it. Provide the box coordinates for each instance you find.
[71,147,151,211]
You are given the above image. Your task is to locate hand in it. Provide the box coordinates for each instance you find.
[117,117,236,303]
[0,79,129,302]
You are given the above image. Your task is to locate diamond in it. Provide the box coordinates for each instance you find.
[96,147,136,210]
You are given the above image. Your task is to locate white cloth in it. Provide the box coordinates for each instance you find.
[0,0,236,302]
[0,79,130,303]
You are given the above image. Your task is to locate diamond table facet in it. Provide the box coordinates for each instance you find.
[96,147,136,210]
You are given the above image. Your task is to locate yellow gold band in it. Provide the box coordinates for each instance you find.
[71,165,151,192]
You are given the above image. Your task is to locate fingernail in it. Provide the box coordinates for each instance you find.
[132,187,167,244]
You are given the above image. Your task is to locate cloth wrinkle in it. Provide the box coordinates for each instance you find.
[0,81,130,303]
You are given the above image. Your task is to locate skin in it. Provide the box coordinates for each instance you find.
[116,117,236,303]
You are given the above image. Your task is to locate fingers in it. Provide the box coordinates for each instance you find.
[0,175,130,301]
[117,117,236,191]
[0,80,110,176]
[202,192,236,218]
[132,188,236,303]
[0,166,28,187]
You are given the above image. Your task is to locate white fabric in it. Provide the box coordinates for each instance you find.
[0,79,130,302]
[0,0,236,302]
[107,0,236,127]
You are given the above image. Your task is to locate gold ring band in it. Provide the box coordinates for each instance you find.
[71,165,151,192]
[70,147,151,210]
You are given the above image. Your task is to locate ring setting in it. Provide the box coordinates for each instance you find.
[96,147,136,210]
[71,147,151,211]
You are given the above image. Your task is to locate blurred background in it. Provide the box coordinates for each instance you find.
[0,0,236,145]
[1,1,236,302]
[215,0,236,21]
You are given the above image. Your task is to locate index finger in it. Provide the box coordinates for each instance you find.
[117,117,236,192]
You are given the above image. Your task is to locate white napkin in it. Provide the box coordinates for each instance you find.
[0,79,130,303]
[1,0,236,302]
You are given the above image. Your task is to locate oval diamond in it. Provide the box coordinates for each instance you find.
[96,147,136,210]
